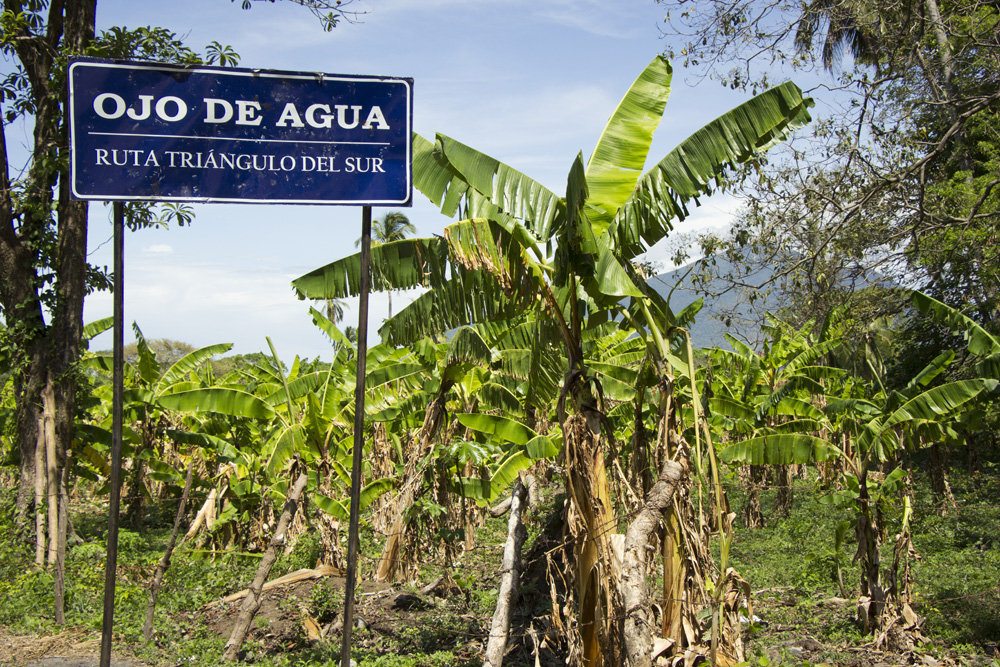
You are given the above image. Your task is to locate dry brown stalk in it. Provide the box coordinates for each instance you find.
[222,472,309,661]
[143,461,195,642]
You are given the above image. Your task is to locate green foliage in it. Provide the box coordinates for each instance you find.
[308,578,343,624]
[1,5,996,659]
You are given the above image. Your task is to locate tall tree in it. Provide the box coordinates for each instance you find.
[371,211,417,246]
[659,0,1000,337]
[0,0,364,523]
[1,0,98,527]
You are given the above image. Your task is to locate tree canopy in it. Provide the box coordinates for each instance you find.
[659,0,1000,343]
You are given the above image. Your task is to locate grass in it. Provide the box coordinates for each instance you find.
[2,454,999,666]
[724,453,1000,662]
[5,488,508,667]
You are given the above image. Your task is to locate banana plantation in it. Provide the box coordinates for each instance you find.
[3,26,1000,667]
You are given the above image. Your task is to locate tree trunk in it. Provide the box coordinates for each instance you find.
[43,377,59,566]
[855,473,887,635]
[34,417,46,567]
[39,376,67,625]
[125,455,148,530]
[923,0,970,174]
[928,443,956,514]
[562,406,618,667]
[144,462,195,642]
[483,478,530,667]
[774,464,793,518]
[622,459,684,667]
[222,472,309,661]
[740,465,764,528]
[0,0,96,548]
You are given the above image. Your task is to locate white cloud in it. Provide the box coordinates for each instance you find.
[532,0,660,39]
[83,252,430,363]
[638,194,744,271]
[143,244,173,254]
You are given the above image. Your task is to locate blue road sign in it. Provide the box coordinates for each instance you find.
[69,59,412,205]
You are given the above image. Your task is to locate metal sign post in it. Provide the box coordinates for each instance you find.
[340,205,372,667]
[99,201,126,667]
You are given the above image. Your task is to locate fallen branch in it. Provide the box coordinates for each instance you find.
[208,564,345,607]
[489,496,513,518]
[490,475,537,519]
[622,459,685,667]
[144,461,195,642]
[222,472,309,662]
[483,477,530,667]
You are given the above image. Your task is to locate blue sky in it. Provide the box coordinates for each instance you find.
[68,0,766,361]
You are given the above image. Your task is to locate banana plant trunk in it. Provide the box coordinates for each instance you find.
[854,469,887,635]
[126,416,155,530]
[928,442,956,514]
[774,464,793,518]
[855,468,924,649]
[376,394,447,582]
[740,465,764,528]
[563,407,617,667]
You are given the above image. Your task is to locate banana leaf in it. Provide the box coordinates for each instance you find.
[721,433,835,465]
[82,317,114,342]
[314,478,395,520]
[913,291,1000,359]
[160,343,233,387]
[457,413,536,446]
[880,379,997,434]
[292,236,451,300]
[433,134,564,241]
[585,55,673,235]
[606,81,813,260]
[157,388,275,419]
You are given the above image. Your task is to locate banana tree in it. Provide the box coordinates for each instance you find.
[709,317,844,525]
[912,290,1000,378]
[911,290,1000,500]
[236,329,414,558]
[373,325,495,581]
[721,347,997,646]
[372,316,561,582]
[82,324,264,528]
[294,55,812,666]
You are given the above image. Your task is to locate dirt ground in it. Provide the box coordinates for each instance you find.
[0,572,459,667]
[4,574,997,667]
[0,625,141,667]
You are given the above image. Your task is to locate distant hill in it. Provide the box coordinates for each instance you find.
[646,257,780,350]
